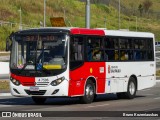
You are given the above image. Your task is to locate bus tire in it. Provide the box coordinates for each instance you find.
[32,97,47,104]
[80,79,95,104]
[125,77,137,99]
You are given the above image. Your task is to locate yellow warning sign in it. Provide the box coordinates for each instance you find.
[50,17,66,27]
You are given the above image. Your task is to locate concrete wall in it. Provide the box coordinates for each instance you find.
[0,62,9,79]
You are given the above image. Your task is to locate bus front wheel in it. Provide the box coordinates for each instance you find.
[80,79,95,104]
[32,97,47,104]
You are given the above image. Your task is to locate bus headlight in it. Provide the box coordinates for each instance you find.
[51,77,65,86]
[10,77,21,86]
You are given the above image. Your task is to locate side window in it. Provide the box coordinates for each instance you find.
[105,37,118,49]
[133,38,154,61]
[119,38,129,49]
[87,37,103,61]
[104,37,154,62]
[146,39,154,60]
[134,39,147,61]
[70,36,84,70]
[70,37,83,61]
[104,37,119,61]
[119,38,134,61]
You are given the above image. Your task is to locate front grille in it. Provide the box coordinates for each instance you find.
[22,82,49,87]
[36,82,49,86]
[25,90,46,95]
[22,82,35,86]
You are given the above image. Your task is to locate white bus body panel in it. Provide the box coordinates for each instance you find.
[104,30,155,93]
[105,62,156,93]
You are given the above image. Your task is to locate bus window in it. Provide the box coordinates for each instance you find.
[146,39,154,60]
[87,37,103,61]
[128,39,134,49]
[147,51,153,60]
[141,40,147,49]
[70,37,83,61]
[120,50,128,60]
[104,37,119,61]
[70,36,84,70]
[104,50,119,61]
[105,37,118,49]
[133,39,153,61]
[134,39,146,49]
[147,39,153,50]
[119,38,129,49]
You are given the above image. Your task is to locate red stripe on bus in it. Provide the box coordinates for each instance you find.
[11,73,35,86]
[70,28,105,36]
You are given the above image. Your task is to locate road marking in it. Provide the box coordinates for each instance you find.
[85,104,109,108]
[143,94,154,96]
[0,105,13,108]
[154,97,160,100]
[141,89,150,91]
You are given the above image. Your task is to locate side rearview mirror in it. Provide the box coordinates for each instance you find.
[6,37,10,51]
[6,32,14,51]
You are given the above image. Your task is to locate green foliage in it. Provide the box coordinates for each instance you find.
[0,0,160,51]
[156,70,160,76]
[0,80,9,91]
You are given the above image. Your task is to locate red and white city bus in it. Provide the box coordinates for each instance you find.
[7,28,156,104]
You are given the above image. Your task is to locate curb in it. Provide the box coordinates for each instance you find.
[0,93,11,96]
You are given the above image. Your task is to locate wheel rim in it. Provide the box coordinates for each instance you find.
[85,84,94,99]
[129,81,135,95]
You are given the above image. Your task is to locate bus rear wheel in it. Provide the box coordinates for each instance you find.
[117,77,137,99]
[125,77,137,99]
[32,97,47,104]
[80,79,95,104]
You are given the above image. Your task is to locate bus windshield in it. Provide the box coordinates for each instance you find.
[10,33,68,72]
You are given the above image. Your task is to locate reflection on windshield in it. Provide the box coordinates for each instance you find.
[10,34,67,71]
[37,42,66,70]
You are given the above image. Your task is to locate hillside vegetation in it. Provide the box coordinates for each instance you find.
[0,0,160,50]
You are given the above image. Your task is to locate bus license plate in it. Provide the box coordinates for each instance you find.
[30,87,39,91]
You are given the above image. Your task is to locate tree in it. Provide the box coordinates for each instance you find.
[93,0,100,4]
[129,2,136,16]
[143,0,153,14]
[138,4,143,17]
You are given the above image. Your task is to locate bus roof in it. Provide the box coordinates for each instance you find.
[103,30,154,38]
[13,27,105,36]
[13,27,154,38]
[14,27,71,34]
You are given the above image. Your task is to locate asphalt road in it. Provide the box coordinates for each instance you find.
[0,82,160,120]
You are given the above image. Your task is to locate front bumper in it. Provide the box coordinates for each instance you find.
[10,80,69,97]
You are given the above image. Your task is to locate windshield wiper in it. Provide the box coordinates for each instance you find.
[18,62,34,74]
[18,63,51,75]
